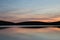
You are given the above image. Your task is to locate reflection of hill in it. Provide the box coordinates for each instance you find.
[20,27,46,28]
[0,27,11,30]
[54,26,60,28]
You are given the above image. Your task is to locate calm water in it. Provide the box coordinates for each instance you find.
[0,25,60,40]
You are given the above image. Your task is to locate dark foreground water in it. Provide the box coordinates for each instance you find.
[0,25,60,40]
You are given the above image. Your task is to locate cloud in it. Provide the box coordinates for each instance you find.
[0,7,60,22]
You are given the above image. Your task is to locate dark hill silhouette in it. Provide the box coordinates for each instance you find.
[0,20,15,25]
[17,21,60,25]
[50,21,60,25]
[0,20,60,25]
[17,21,48,25]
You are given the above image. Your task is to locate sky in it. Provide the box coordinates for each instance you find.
[0,0,60,22]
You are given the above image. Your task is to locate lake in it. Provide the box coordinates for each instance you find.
[0,25,60,40]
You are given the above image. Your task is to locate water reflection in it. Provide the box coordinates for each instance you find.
[0,25,60,40]
[0,25,60,29]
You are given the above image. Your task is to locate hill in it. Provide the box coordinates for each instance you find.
[0,20,15,25]
[50,21,60,25]
[17,21,48,25]
[0,20,60,25]
[17,21,60,25]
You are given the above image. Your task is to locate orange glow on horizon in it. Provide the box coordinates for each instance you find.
[0,28,60,34]
[30,17,60,22]
[30,20,59,22]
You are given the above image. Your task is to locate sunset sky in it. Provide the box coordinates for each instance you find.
[0,0,60,22]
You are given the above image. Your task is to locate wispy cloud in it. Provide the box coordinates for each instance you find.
[0,7,60,22]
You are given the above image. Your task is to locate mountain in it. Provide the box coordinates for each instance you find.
[0,20,15,25]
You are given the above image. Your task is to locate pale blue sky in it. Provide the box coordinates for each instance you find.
[0,0,60,12]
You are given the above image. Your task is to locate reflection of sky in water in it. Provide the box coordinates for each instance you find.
[0,26,60,40]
